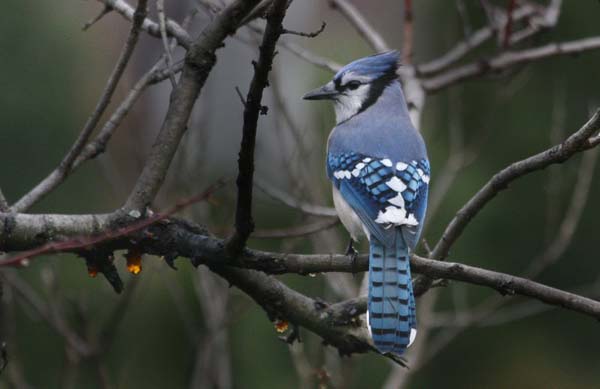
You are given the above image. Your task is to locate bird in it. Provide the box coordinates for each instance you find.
[303,51,430,355]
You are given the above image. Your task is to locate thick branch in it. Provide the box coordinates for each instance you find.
[227,0,288,253]
[207,264,371,355]
[2,213,600,336]
[0,213,114,252]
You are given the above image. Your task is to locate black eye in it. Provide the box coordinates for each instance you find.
[346,80,361,90]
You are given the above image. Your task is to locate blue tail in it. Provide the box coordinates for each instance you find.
[368,230,417,354]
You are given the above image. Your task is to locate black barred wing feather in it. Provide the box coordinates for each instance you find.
[327,152,430,248]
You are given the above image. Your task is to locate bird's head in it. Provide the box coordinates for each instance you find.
[303,51,400,123]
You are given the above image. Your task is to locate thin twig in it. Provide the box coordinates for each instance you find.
[509,0,562,46]
[246,23,342,73]
[402,0,413,64]
[455,0,471,38]
[82,5,112,31]
[234,86,247,107]
[525,148,599,277]
[502,0,516,48]
[417,3,539,75]
[226,0,289,254]
[327,0,388,52]
[0,188,8,212]
[422,36,600,92]
[282,21,326,38]
[255,178,337,217]
[156,0,177,88]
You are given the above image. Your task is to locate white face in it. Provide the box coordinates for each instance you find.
[332,72,373,124]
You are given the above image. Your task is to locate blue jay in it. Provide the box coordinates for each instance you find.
[303,51,429,354]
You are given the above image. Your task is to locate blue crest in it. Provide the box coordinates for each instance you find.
[334,51,399,82]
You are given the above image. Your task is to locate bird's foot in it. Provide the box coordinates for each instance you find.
[345,239,359,274]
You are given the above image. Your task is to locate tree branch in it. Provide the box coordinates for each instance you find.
[156,0,177,88]
[281,21,326,38]
[2,212,600,356]
[227,0,288,254]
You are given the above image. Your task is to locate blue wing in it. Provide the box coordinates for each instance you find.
[327,151,429,249]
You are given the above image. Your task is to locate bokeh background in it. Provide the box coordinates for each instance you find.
[1,1,600,388]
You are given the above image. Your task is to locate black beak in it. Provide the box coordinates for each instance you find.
[302,82,337,100]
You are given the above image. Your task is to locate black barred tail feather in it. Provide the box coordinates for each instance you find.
[408,280,417,331]
[368,230,417,354]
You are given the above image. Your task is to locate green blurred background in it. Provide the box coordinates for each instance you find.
[1,1,600,388]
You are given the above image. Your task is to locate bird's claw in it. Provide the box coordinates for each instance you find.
[345,239,359,274]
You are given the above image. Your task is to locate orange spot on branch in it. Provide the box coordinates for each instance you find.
[87,266,98,278]
[274,319,289,333]
[125,249,143,275]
